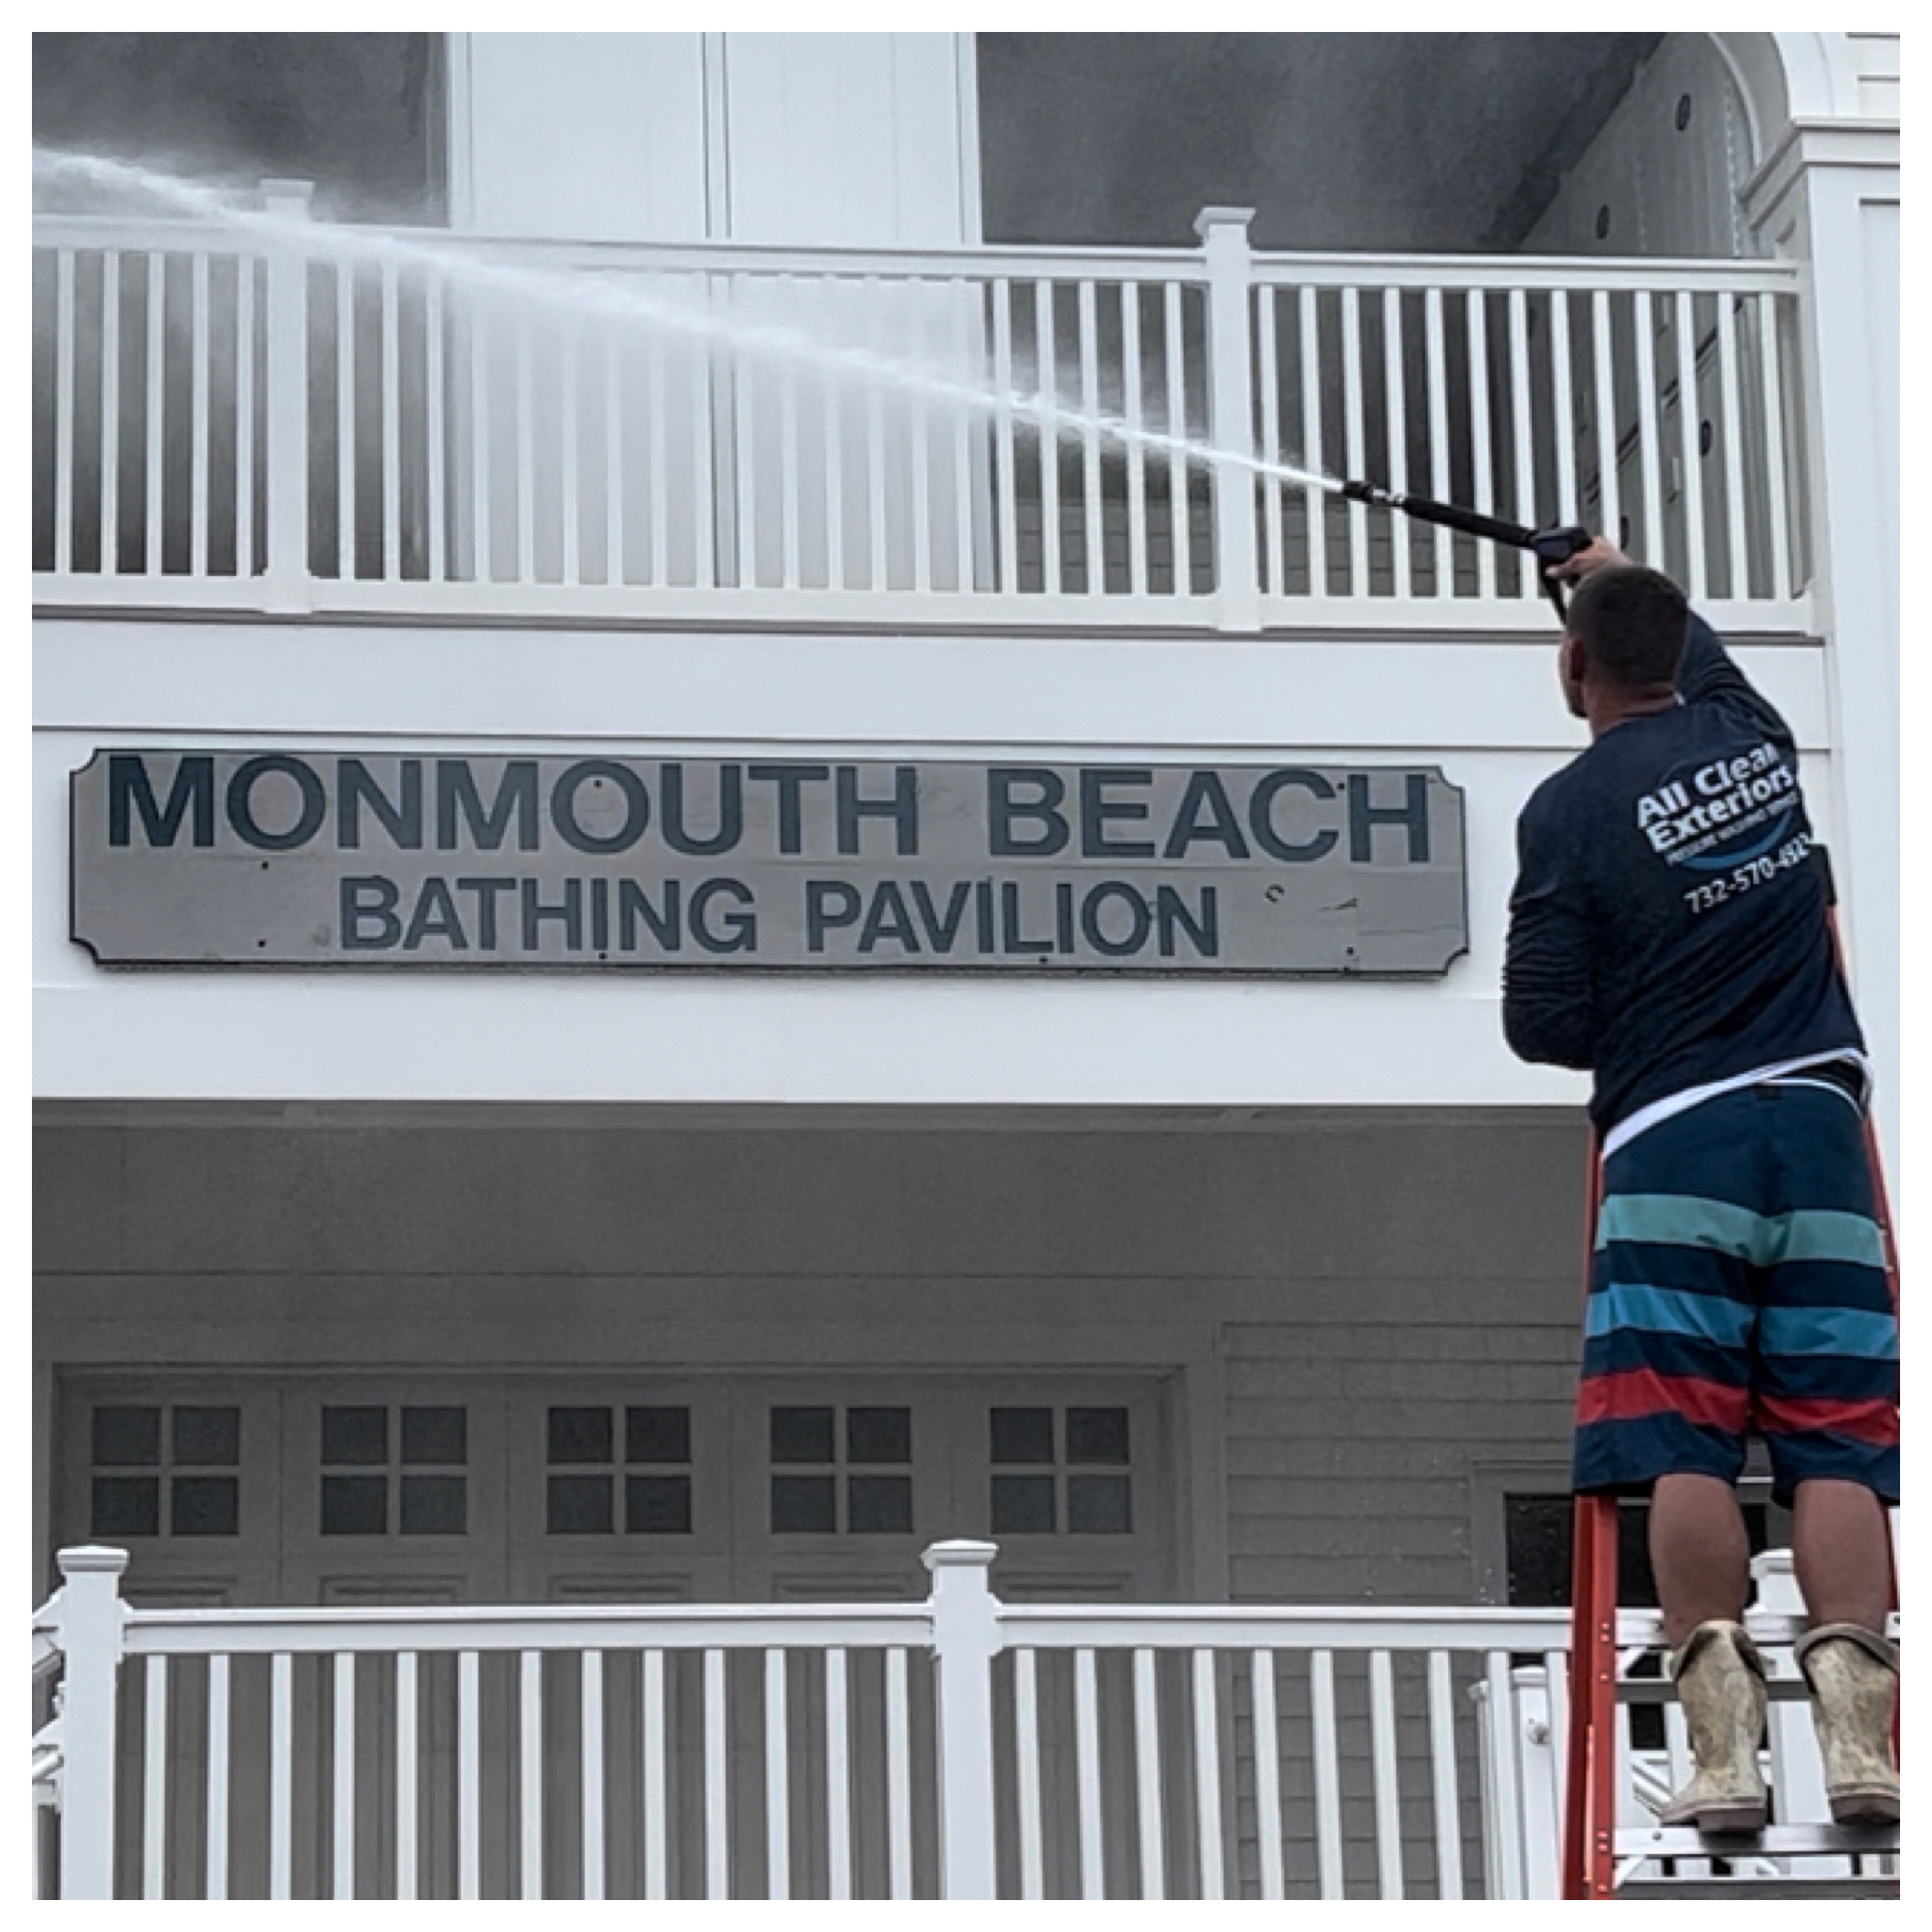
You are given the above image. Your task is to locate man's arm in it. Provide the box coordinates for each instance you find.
[1502,794,1598,1069]
[1675,613,1795,745]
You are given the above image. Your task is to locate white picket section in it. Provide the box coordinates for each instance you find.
[30,1541,1883,1902]
[32,208,1810,630]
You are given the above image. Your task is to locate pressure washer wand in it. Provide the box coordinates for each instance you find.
[1338,480,1591,617]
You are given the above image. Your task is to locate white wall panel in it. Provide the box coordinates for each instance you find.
[457,33,710,243]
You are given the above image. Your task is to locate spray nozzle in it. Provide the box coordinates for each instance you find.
[1340,479,1398,510]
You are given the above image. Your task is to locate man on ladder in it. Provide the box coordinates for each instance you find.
[1500,538,1900,1835]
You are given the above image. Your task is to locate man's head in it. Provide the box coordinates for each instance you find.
[1558,564,1690,724]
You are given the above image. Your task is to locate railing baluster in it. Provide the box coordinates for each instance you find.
[1340,287,1366,595]
[1162,280,1189,595]
[641,1649,668,1900]
[100,250,121,573]
[864,277,888,591]
[336,261,355,580]
[822,278,846,592]
[1468,290,1496,601]
[1590,288,1621,554]
[602,324,623,588]
[425,271,446,583]
[395,1652,418,1903]
[380,259,400,582]
[1299,285,1326,599]
[1078,276,1103,595]
[1013,1648,1044,1898]
[1426,1650,1464,1899]
[825,1649,852,1900]
[704,1648,728,1899]
[779,278,801,592]
[519,1650,542,1897]
[1633,289,1665,569]
[648,304,670,586]
[950,277,975,595]
[1368,1649,1403,1899]
[144,250,165,575]
[269,1653,292,1899]
[884,1647,912,1900]
[693,276,718,590]
[909,281,933,596]
[468,295,491,584]
[1551,287,1580,533]
[143,1654,168,1898]
[1250,1650,1285,1900]
[992,277,1018,593]
[764,1650,789,1900]
[732,282,758,589]
[1676,289,1708,600]
[582,1649,606,1901]
[206,1655,231,1901]
[1382,286,1411,599]
[1310,1650,1343,1899]
[515,308,536,584]
[1757,293,1793,598]
[457,1650,481,1900]
[1133,1647,1164,1899]
[1256,283,1284,597]
[1074,1646,1102,1900]
[54,247,76,575]
[1508,287,1535,598]
[333,1652,354,1899]
[1122,281,1149,599]
[560,315,581,588]
[1715,295,1750,598]
[1036,278,1062,596]
[1424,284,1452,593]
[1192,1649,1223,1900]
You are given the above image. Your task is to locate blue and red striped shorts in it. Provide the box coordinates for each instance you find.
[1573,1079,1899,1507]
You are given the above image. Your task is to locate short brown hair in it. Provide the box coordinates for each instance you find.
[1566,565,1690,690]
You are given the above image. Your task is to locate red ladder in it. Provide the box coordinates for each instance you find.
[1557,1084,1901,1899]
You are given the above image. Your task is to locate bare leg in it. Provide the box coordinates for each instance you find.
[1650,1473,1749,1650]
[1792,1479,1893,1632]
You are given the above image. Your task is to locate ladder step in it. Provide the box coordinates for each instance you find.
[1618,1823,1900,1859]
[1616,1875,1899,1901]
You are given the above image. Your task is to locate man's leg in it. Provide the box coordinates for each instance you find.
[1792,1478,1893,1632]
[1650,1472,1749,1650]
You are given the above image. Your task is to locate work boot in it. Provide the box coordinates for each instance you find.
[1660,1620,1768,1833]
[1794,1624,1900,1825]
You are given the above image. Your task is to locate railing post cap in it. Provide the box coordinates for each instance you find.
[921,1539,999,1573]
[1194,206,1256,239]
[56,1545,130,1578]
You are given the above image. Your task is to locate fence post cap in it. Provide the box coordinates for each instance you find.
[56,1546,130,1578]
[921,1539,999,1572]
[1194,206,1256,239]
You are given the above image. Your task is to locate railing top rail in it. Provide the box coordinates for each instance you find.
[122,1600,933,1658]
[1000,1604,1574,1652]
[1248,252,1802,294]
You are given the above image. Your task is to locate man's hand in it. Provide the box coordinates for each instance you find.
[1546,535,1629,584]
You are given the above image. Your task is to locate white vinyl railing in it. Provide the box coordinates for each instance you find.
[29,1540,1872,1901]
[31,197,1812,633]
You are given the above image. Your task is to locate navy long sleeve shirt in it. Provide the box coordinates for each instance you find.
[1502,615,1864,1133]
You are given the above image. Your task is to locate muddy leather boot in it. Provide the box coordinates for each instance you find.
[1795,1624,1900,1824]
[1660,1620,1768,1833]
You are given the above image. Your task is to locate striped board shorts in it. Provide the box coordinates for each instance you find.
[1573,1077,1899,1507]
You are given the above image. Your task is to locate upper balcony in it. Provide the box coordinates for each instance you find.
[31,198,1815,639]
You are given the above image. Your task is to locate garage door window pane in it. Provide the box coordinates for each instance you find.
[848,1474,912,1534]
[320,1474,387,1536]
[626,1406,691,1464]
[400,1474,467,1535]
[992,1474,1056,1534]
[1067,1408,1130,1464]
[548,1474,614,1535]
[626,1474,692,1535]
[401,1406,467,1465]
[321,1406,388,1466]
[1068,1473,1133,1534]
[847,1408,911,1464]
[771,1473,836,1533]
[171,1475,240,1536]
[770,1407,835,1465]
[92,1475,160,1538]
[548,1407,613,1465]
[990,1408,1054,1465]
[173,1406,241,1466]
[93,1406,161,1467]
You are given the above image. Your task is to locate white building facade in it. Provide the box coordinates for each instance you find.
[31,32,1899,1900]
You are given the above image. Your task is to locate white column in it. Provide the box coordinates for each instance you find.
[1195,209,1261,633]
[1744,125,1900,1192]
[923,1538,1001,1900]
[258,180,314,616]
[54,1545,131,1900]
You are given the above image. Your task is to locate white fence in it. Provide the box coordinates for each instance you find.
[31,198,1812,633]
[26,1540,1880,1901]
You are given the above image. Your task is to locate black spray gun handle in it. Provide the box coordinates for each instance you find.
[1338,482,1591,618]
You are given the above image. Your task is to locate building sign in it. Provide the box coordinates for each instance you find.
[70,750,1467,975]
